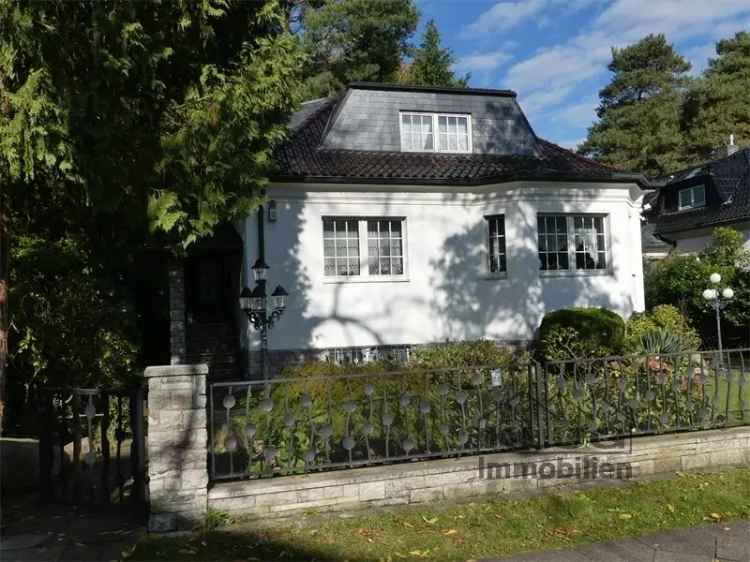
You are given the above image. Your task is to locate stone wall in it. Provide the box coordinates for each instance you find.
[209,426,750,521]
[145,364,208,532]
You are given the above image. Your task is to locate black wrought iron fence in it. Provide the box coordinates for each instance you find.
[38,386,147,505]
[534,348,750,448]
[209,364,532,480]
[209,348,750,481]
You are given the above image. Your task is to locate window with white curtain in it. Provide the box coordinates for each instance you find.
[323,217,407,280]
[538,214,609,273]
[400,112,471,153]
[486,215,507,275]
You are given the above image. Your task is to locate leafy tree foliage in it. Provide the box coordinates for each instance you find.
[0,1,304,429]
[645,228,750,347]
[299,0,418,99]
[1,0,304,246]
[402,20,468,87]
[580,34,691,176]
[683,31,750,160]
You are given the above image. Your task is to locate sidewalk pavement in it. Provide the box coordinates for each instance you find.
[0,495,144,562]
[489,520,749,562]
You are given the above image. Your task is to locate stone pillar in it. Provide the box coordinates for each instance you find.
[168,263,187,365]
[145,364,209,533]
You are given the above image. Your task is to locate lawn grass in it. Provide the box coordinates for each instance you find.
[703,369,750,422]
[130,467,750,562]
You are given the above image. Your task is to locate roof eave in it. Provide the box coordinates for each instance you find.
[270,173,647,188]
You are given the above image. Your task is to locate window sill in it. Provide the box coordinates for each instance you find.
[323,276,410,284]
[539,270,612,278]
[482,273,509,281]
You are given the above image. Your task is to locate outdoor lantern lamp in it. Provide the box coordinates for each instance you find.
[240,259,289,380]
[703,272,733,359]
[251,258,269,282]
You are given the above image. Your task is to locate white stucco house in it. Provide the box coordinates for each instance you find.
[175,83,648,376]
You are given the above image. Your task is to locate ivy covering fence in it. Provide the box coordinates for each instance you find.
[209,348,749,481]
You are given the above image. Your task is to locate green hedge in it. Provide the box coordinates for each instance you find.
[539,307,625,360]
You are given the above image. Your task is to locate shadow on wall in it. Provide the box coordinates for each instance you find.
[252,184,636,369]
[429,188,632,341]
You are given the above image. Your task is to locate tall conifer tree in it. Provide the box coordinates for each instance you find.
[580,34,691,176]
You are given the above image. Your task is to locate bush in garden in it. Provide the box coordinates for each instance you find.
[217,342,532,475]
[645,227,750,346]
[538,308,625,360]
[410,339,521,369]
[624,304,701,353]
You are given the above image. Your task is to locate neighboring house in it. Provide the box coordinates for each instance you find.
[171,82,648,375]
[647,140,750,254]
[640,190,673,260]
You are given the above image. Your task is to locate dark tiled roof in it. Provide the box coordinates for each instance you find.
[641,222,673,253]
[652,148,750,236]
[273,96,646,186]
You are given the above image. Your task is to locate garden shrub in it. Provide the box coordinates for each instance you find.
[624,304,701,353]
[410,340,521,369]
[538,308,625,360]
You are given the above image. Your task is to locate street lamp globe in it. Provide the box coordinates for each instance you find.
[702,288,717,301]
[722,287,734,300]
[709,272,722,284]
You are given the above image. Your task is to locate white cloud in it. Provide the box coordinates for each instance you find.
[502,0,750,123]
[456,49,513,73]
[464,0,599,35]
[464,0,547,35]
[553,95,599,126]
[685,42,717,76]
[558,137,587,150]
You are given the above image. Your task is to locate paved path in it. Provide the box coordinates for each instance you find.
[488,520,749,562]
[0,495,144,562]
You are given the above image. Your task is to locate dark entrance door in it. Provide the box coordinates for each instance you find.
[184,224,243,380]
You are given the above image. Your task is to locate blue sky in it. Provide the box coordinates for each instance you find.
[415,0,750,148]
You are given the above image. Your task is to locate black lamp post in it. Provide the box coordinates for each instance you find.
[239,258,288,380]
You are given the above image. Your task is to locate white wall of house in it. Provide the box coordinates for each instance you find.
[239,181,645,354]
[671,223,750,254]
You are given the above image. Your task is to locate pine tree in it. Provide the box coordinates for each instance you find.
[406,20,469,87]
[300,0,419,99]
[683,31,750,160]
[580,34,691,176]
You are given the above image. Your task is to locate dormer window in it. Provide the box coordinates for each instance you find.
[400,112,471,153]
[678,185,706,210]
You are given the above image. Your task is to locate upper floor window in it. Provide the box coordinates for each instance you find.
[323,217,407,280]
[400,112,471,154]
[538,214,608,273]
[678,185,705,210]
[486,215,507,276]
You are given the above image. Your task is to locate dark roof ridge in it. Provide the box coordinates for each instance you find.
[348,81,517,97]
[660,146,750,184]
[536,139,615,171]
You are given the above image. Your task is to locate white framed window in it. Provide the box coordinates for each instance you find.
[400,112,471,153]
[486,215,507,276]
[322,217,407,281]
[367,219,404,275]
[678,185,706,210]
[538,214,609,273]
[323,218,360,277]
[400,113,434,151]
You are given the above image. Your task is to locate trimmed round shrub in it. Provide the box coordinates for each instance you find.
[538,307,625,360]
